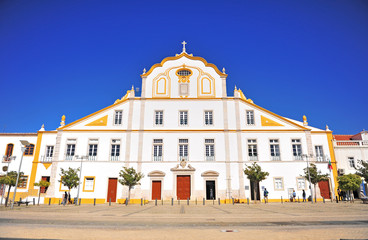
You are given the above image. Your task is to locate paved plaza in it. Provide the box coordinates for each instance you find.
[0,201,367,240]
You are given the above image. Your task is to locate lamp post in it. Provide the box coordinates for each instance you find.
[302,154,313,203]
[11,140,30,209]
[75,155,87,205]
[0,155,16,205]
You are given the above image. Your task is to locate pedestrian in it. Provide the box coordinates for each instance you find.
[292,190,296,202]
[302,190,306,202]
[63,191,67,205]
[338,188,343,201]
[68,192,71,204]
[264,188,269,203]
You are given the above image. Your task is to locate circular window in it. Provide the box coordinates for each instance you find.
[177,69,192,76]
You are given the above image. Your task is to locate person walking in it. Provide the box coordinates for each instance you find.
[264,188,269,203]
[63,191,67,205]
[338,188,343,201]
[302,190,306,202]
[292,190,296,202]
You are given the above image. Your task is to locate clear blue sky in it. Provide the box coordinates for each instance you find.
[1,0,367,134]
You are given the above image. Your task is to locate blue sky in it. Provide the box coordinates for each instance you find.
[0,0,367,134]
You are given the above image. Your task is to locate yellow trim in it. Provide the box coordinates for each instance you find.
[42,163,52,170]
[43,198,105,204]
[23,144,35,156]
[85,115,108,126]
[83,176,95,192]
[29,132,43,190]
[261,115,284,126]
[175,67,193,83]
[141,52,227,78]
[326,132,338,196]
[156,77,167,95]
[5,143,14,156]
[117,198,149,204]
[18,175,28,189]
[62,129,308,133]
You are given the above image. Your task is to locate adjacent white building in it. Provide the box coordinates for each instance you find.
[0,44,338,204]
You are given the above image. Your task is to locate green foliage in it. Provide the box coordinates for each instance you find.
[59,167,80,191]
[34,180,50,188]
[244,162,269,183]
[338,174,362,192]
[303,163,329,184]
[0,171,25,187]
[356,160,368,183]
[119,167,144,200]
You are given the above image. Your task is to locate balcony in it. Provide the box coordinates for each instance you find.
[271,156,281,161]
[334,140,368,147]
[40,155,52,162]
[65,155,74,161]
[88,155,97,161]
[249,156,258,161]
[179,156,188,162]
[110,155,120,161]
[316,156,325,162]
[153,156,162,162]
[2,156,13,163]
[205,156,215,161]
[293,155,303,161]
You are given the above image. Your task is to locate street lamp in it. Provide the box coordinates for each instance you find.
[302,154,314,203]
[0,155,16,205]
[11,140,30,209]
[75,155,88,205]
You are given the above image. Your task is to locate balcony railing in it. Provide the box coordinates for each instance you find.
[316,156,325,162]
[40,155,53,162]
[110,155,120,161]
[88,155,97,161]
[334,140,368,146]
[271,156,281,161]
[293,155,303,161]
[205,156,215,161]
[65,155,74,161]
[179,156,188,162]
[153,156,162,162]
[249,156,258,161]
[2,156,12,163]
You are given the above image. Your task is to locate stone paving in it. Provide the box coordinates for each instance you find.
[0,201,367,239]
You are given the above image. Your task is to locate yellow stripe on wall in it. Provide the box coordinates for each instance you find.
[28,132,43,190]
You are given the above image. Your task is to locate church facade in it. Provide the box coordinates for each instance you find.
[0,44,338,203]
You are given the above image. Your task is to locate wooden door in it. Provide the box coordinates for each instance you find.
[152,181,161,200]
[107,178,118,202]
[318,180,331,199]
[177,175,190,200]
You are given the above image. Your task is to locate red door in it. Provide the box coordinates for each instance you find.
[152,181,161,200]
[318,180,331,199]
[177,175,190,200]
[107,178,118,202]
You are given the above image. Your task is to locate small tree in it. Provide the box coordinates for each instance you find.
[338,174,361,201]
[302,163,329,201]
[34,180,50,205]
[59,167,80,200]
[244,163,269,202]
[356,160,368,183]
[119,167,144,202]
[0,171,24,207]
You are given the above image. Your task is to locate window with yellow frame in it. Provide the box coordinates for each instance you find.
[83,176,95,192]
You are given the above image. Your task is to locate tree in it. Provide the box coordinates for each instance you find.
[0,171,24,207]
[119,167,144,202]
[302,163,329,201]
[356,160,368,183]
[244,162,269,202]
[34,179,50,205]
[338,174,361,201]
[59,167,80,200]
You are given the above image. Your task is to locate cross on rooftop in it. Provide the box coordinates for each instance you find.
[181,41,187,53]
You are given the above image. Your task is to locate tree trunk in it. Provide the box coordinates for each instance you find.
[5,185,11,207]
[253,182,257,204]
[38,189,41,205]
[314,184,317,202]
[128,186,131,204]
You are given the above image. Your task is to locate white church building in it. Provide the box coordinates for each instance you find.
[0,43,338,204]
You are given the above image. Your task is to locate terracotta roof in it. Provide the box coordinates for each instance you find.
[333,135,353,141]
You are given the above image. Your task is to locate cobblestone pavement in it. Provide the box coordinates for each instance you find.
[0,202,367,240]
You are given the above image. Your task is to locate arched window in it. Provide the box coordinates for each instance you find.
[5,144,14,157]
[24,144,35,156]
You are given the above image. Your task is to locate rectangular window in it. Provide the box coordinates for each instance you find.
[204,111,213,125]
[66,144,75,160]
[18,175,28,188]
[348,157,355,168]
[246,110,255,125]
[248,139,258,161]
[292,139,302,160]
[111,139,120,161]
[270,139,280,160]
[153,139,163,161]
[45,146,54,162]
[179,139,188,161]
[83,177,95,192]
[155,111,163,126]
[24,144,35,156]
[315,146,324,162]
[297,178,306,190]
[179,111,188,126]
[205,139,215,161]
[88,139,98,161]
[114,110,123,125]
[274,177,283,190]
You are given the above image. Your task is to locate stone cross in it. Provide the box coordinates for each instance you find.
[181,41,187,53]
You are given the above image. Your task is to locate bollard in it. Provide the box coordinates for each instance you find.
[298,197,300,203]
[187,198,189,205]
[79,198,81,205]
[94,198,96,206]
[232,198,234,205]
[125,198,128,206]
[281,196,283,204]
[144,198,146,205]
[323,197,325,203]
[247,198,249,205]
[33,198,35,205]
[330,196,333,203]
[141,198,143,206]
[171,198,173,206]
[155,199,157,206]
[58,199,60,205]
[203,198,205,205]
[109,198,111,206]
[218,198,220,205]
[213,199,214,205]
[178,199,180,205]
[49,198,51,205]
